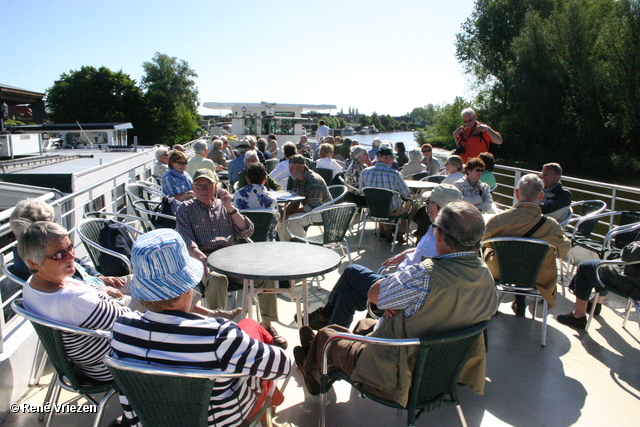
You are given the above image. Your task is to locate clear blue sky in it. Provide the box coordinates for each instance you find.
[1,0,477,117]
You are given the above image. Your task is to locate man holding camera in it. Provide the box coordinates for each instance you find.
[453,107,503,163]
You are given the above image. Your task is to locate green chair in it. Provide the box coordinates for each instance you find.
[286,203,357,263]
[314,167,334,186]
[124,182,162,205]
[83,211,154,233]
[131,199,177,229]
[423,175,446,184]
[358,187,411,253]
[11,299,116,427]
[327,184,347,205]
[238,209,279,243]
[104,356,272,427]
[265,158,279,173]
[483,237,554,346]
[319,321,490,427]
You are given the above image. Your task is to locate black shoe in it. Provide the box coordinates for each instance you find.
[511,301,526,317]
[295,307,329,330]
[587,301,602,316]
[293,347,320,396]
[299,326,316,351]
[557,313,587,330]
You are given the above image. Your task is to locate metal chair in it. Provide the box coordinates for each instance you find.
[327,184,347,205]
[104,356,272,427]
[571,211,640,260]
[77,218,144,276]
[319,321,490,427]
[584,258,640,333]
[358,187,411,253]
[286,203,357,263]
[314,167,334,186]
[482,237,556,346]
[131,199,177,229]
[238,209,279,243]
[11,299,116,427]
[83,211,154,233]
[265,158,279,173]
[405,171,429,181]
[136,179,163,192]
[125,182,162,204]
[422,175,446,184]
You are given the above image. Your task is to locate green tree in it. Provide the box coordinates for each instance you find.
[46,66,143,124]
[140,53,199,146]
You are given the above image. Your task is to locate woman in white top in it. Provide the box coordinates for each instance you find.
[454,157,497,213]
[401,148,427,177]
[315,143,343,178]
[441,155,466,185]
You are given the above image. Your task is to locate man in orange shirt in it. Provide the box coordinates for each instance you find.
[453,107,503,163]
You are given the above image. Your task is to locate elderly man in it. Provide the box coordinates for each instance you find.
[482,173,570,316]
[110,229,291,427]
[540,162,572,222]
[453,107,502,163]
[278,155,331,241]
[207,139,228,170]
[221,136,236,160]
[186,140,220,178]
[368,137,382,160]
[176,168,286,347]
[296,135,312,157]
[266,134,278,157]
[295,201,498,401]
[256,138,272,161]
[360,146,412,242]
[227,139,252,185]
[152,145,170,181]
[236,150,282,191]
[246,136,266,164]
[298,184,463,329]
[269,141,298,189]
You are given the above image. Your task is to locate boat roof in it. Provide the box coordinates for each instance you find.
[203,102,336,110]
[11,122,133,132]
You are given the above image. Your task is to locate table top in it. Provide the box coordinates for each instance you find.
[208,242,341,281]
[269,190,305,203]
[405,180,439,190]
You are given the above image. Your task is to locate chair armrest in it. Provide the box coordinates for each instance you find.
[594,259,640,290]
[572,211,621,240]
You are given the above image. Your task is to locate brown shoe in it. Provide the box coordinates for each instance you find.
[299,326,316,351]
[293,347,320,396]
[209,307,242,320]
[266,325,288,349]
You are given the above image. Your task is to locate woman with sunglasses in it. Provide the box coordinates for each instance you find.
[420,143,441,175]
[454,157,498,213]
[162,149,195,213]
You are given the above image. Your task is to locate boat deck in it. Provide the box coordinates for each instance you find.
[2,227,640,427]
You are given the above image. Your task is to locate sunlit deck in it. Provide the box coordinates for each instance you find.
[2,224,639,427]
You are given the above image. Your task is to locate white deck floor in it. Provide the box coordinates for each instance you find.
[3,226,640,427]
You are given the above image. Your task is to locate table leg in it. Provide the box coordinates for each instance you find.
[302,278,309,326]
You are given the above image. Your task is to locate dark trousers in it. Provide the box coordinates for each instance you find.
[325,264,384,327]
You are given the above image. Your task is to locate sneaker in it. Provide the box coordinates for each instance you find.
[557,313,588,330]
[293,347,320,396]
[511,301,526,317]
[266,325,288,349]
[294,307,329,330]
[587,301,602,316]
[299,326,316,351]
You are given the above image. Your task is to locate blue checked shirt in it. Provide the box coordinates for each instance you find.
[377,252,478,318]
[162,168,193,197]
[359,163,410,211]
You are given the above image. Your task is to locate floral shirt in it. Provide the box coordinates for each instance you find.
[232,184,278,211]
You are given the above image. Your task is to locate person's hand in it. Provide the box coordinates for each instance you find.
[476,124,489,132]
[384,309,397,318]
[382,253,406,266]
[104,286,124,299]
[218,188,233,207]
[99,276,125,288]
[454,126,465,136]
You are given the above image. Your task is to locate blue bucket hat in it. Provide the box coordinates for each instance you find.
[130,229,204,301]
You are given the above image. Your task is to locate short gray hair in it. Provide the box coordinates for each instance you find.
[10,199,55,235]
[220,136,228,143]
[193,140,208,154]
[155,146,169,160]
[518,173,544,202]
[542,162,562,176]
[350,146,367,159]
[16,221,69,273]
[445,155,463,171]
[371,137,382,147]
[408,148,422,162]
[461,107,476,118]
[434,201,485,252]
[244,150,259,164]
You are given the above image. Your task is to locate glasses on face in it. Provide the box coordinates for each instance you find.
[48,243,75,261]
[174,161,188,165]
[194,183,215,190]
[473,168,485,173]
[463,119,474,123]
[160,154,169,157]
[422,149,432,153]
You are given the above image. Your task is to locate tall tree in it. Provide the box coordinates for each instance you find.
[140,53,199,146]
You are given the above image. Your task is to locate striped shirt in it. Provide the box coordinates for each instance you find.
[110,310,291,427]
[360,163,411,212]
[176,198,254,254]
[377,252,477,317]
[162,168,193,197]
[23,278,131,381]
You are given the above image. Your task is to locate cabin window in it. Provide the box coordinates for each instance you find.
[275,112,294,117]
[261,118,294,135]
[244,118,257,135]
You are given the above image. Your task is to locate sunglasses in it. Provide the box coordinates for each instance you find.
[422,149,432,153]
[48,243,75,261]
[473,168,485,173]
[463,119,474,123]
[174,161,188,165]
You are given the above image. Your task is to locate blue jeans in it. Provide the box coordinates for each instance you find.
[326,264,383,327]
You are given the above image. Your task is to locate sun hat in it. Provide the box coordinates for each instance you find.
[288,154,306,164]
[235,140,251,149]
[193,168,217,183]
[129,229,204,301]
[376,146,397,158]
[427,183,463,208]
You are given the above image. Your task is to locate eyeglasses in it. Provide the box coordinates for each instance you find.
[463,119,474,123]
[422,149,432,153]
[159,154,169,157]
[48,243,75,261]
[174,161,188,165]
[473,169,485,173]
[194,183,215,190]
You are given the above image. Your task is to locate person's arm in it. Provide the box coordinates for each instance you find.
[269,162,288,181]
[540,188,572,214]
[218,188,248,230]
[477,124,503,145]
[474,184,495,213]
[173,190,195,201]
[382,249,415,267]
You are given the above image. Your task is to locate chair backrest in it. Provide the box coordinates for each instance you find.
[83,212,154,233]
[612,211,640,251]
[131,200,177,229]
[314,168,334,186]
[77,218,141,275]
[319,203,358,244]
[362,187,396,219]
[3,261,27,287]
[327,185,347,204]
[483,237,552,290]
[125,183,162,204]
[423,175,446,184]
[407,172,428,181]
[104,356,249,427]
[409,321,489,417]
[239,209,279,243]
[572,200,606,217]
[11,299,110,391]
[265,158,279,173]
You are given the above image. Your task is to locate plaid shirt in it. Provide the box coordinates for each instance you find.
[291,168,331,212]
[162,168,193,197]
[377,252,477,317]
[176,198,254,254]
[360,163,410,211]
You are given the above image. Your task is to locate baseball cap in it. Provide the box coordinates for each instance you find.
[193,168,218,183]
[429,184,463,207]
[376,147,397,158]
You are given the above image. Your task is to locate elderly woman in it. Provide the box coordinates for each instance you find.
[344,146,372,205]
[395,142,409,168]
[401,148,427,177]
[441,155,465,185]
[152,146,170,181]
[237,150,282,191]
[421,143,441,175]
[207,139,228,169]
[162,150,195,213]
[454,157,497,213]
[315,143,344,179]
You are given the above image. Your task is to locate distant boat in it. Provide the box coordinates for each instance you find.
[360,126,369,135]
[343,126,355,136]
[369,125,378,134]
